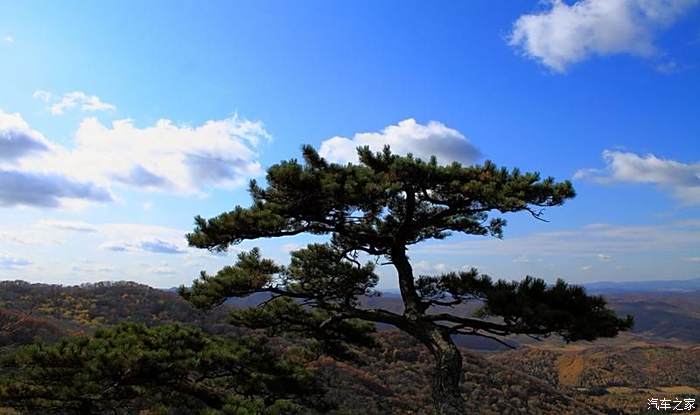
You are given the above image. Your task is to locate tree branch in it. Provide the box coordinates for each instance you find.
[427,313,513,334]
[454,328,516,350]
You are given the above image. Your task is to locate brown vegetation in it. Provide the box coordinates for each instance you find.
[1,281,697,414]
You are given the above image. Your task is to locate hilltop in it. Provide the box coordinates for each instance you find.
[1,280,698,414]
[490,342,700,414]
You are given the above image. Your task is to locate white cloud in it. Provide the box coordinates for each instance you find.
[71,262,115,274]
[1,110,113,208]
[146,263,177,275]
[0,255,31,270]
[0,231,37,245]
[414,260,449,275]
[509,0,699,72]
[0,170,113,208]
[512,255,531,263]
[0,220,210,285]
[33,90,117,115]
[2,36,13,44]
[281,243,301,254]
[416,221,700,258]
[318,118,480,165]
[95,223,189,255]
[32,90,51,102]
[101,238,187,254]
[575,150,700,205]
[39,219,98,233]
[2,220,189,256]
[0,226,63,245]
[1,109,269,208]
[0,110,52,163]
[32,115,268,194]
[655,60,681,74]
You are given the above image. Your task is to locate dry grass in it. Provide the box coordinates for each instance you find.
[558,353,585,385]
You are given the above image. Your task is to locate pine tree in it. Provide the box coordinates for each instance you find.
[181,146,633,414]
[0,323,323,414]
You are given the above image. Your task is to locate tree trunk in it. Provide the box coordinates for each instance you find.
[389,241,465,413]
[390,244,423,317]
[419,325,466,415]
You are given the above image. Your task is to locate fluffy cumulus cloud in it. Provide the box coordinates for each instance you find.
[38,116,268,194]
[0,170,113,208]
[575,150,700,205]
[0,110,51,162]
[318,118,480,165]
[33,90,116,115]
[0,110,113,208]
[509,0,699,72]
[0,108,269,208]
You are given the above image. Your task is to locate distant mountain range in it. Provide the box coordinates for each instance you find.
[378,277,700,296]
[210,281,700,347]
[170,276,700,296]
[582,277,700,293]
[11,278,700,348]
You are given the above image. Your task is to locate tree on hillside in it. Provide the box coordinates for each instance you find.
[0,308,30,339]
[0,323,324,414]
[180,146,633,414]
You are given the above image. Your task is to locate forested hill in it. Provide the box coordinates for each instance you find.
[0,280,196,326]
[1,280,699,348]
[0,280,235,347]
[0,280,613,414]
[1,280,699,414]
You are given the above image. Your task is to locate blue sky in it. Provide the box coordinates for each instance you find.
[1,0,699,288]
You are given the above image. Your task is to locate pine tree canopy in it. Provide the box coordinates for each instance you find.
[180,145,632,413]
[187,145,576,252]
[182,146,631,344]
[0,323,324,414]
